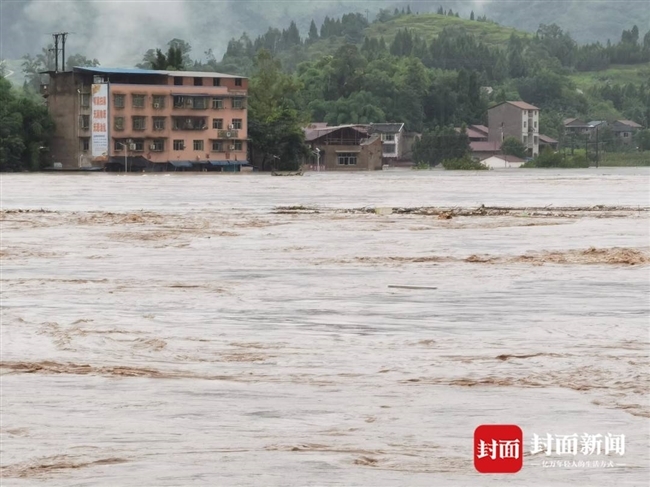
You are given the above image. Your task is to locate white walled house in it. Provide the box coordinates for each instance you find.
[481,155,525,169]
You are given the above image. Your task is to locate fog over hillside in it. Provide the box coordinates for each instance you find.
[0,0,645,66]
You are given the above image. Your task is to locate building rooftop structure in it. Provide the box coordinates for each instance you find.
[68,66,245,79]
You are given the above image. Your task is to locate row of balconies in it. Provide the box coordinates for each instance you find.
[112,139,245,153]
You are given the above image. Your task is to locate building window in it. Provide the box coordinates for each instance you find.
[151,139,165,152]
[211,140,223,152]
[193,140,204,151]
[193,97,208,110]
[232,98,244,109]
[80,138,90,151]
[132,116,146,131]
[172,117,206,130]
[337,153,358,165]
[383,143,396,154]
[234,140,243,151]
[231,119,242,130]
[79,115,90,130]
[212,118,223,129]
[235,78,242,86]
[194,77,203,86]
[113,94,125,108]
[173,96,208,109]
[133,139,144,152]
[114,139,125,151]
[153,117,166,131]
[213,78,221,87]
[523,135,528,144]
[132,94,145,108]
[173,139,185,151]
[174,77,183,86]
[534,136,538,144]
[152,95,165,109]
[523,110,527,116]
[534,121,537,128]
[212,97,223,109]
[523,121,527,128]
[114,117,125,131]
[80,94,90,108]
[623,132,629,138]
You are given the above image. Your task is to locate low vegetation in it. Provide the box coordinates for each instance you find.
[442,155,489,170]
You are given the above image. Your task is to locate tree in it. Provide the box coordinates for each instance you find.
[307,20,319,45]
[532,147,563,167]
[66,54,100,68]
[0,78,54,171]
[248,50,308,171]
[635,129,650,151]
[413,126,470,167]
[470,11,475,21]
[501,136,527,158]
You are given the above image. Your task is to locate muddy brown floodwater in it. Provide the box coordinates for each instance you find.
[1,169,649,486]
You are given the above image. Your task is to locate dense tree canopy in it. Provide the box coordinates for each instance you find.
[0,78,54,171]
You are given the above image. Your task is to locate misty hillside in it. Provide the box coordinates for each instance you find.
[1,0,646,65]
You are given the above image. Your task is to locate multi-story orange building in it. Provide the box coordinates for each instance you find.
[43,66,249,171]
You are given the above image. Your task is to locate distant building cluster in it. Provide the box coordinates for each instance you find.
[40,66,645,173]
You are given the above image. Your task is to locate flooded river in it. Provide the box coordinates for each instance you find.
[1,169,649,486]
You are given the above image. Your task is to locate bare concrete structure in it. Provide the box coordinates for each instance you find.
[488,101,540,158]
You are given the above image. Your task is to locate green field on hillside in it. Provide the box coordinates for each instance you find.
[364,14,527,48]
[569,63,650,89]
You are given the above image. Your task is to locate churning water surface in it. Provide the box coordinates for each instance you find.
[1,168,649,486]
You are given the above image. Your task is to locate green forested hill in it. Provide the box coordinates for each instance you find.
[363,12,527,47]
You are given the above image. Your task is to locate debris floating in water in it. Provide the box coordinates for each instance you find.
[388,285,438,290]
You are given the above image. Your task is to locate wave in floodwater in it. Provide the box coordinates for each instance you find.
[1,170,649,486]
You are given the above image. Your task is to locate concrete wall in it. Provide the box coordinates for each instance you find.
[482,156,523,169]
[400,132,421,161]
[45,72,88,169]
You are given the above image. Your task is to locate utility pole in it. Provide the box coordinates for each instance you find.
[596,127,600,167]
[53,34,59,72]
[61,32,68,71]
[50,32,69,72]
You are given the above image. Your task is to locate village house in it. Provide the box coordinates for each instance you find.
[539,134,559,151]
[611,120,643,144]
[563,118,592,136]
[41,66,249,171]
[303,124,383,171]
[367,123,404,163]
[488,101,540,157]
[469,141,502,161]
[457,124,489,142]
